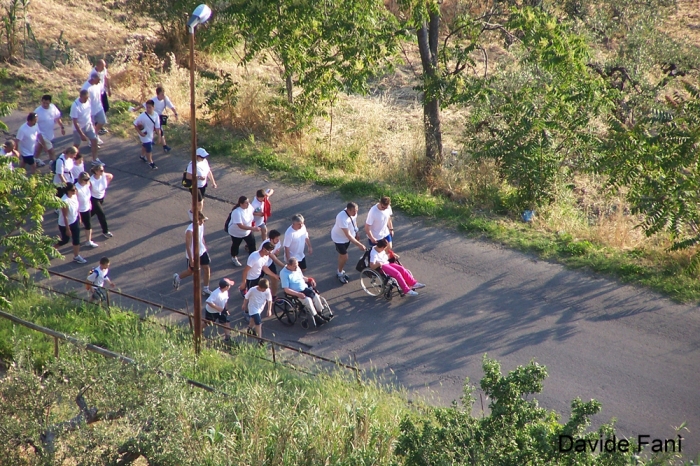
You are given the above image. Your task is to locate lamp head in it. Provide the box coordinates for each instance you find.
[187,4,212,33]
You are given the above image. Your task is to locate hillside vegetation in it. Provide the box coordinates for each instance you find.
[0,286,692,465]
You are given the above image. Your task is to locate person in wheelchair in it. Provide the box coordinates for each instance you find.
[369,239,425,296]
[279,257,332,325]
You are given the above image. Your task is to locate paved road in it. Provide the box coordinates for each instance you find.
[4,112,700,456]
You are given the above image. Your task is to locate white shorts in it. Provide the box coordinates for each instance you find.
[42,138,53,150]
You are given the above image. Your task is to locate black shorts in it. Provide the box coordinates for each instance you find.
[205,308,229,324]
[298,257,307,270]
[186,251,210,270]
[335,241,350,255]
[245,277,261,291]
[189,185,206,201]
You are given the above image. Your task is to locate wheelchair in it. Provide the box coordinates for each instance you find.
[273,280,334,329]
[357,250,405,301]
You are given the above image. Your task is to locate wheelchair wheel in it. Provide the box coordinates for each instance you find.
[319,296,333,319]
[384,278,397,301]
[274,298,297,326]
[360,268,385,296]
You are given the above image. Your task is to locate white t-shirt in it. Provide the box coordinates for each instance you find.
[34,104,61,141]
[90,174,109,199]
[58,194,79,226]
[145,95,175,115]
[369,247,389,266]
[1,150,14,170]
[245,251,269,280]
[185,223,206,258]
[70,98,92,128]
[245,287,272,316]
[228,205,254,238]
[205,288,229,314]
[260,239,281,267]
[87,266,109,287]
[16,123,39,157]
[52,155,74,185]
[331,209,358,244]
[91,67,108,94]
[133,111,160,143]
[75,182,92,213]
[186,159,210,188]
[81,80,103,116]
[366,204,393,240]
[283,224,308,261]
[250,198,265,226]
[70,161,85,182]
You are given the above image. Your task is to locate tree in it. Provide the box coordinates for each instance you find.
[0,168,62,306]
[599,83,700,268]
[214,0,399,129]
[395,356,669,465]
[463,8,610,210]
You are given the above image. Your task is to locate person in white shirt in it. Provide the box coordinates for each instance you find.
[53,146,77,198]
[75,172,99,248]
[173,212,212,295]
[283,214,312,271]
[227,195,260,267]
[1,140,19,170]
[54,182,87,264]
[81,71,107,139]
[70,152,85,183]
[365,196,394,248]
[251,188,274,242]
[186,147,217,218]
[369,239,424,296]
[258,230,285,295]
[33,94,65,162]
[145,86,178,152]
[86,256,116,303]
[331,202,366,284]
[133,99,161,170]
[71,90,100,165]
[92,60,111,133]
[89,163,113,238]
[205,278,234,341]
[15,112,46,175]
[238,242,278,296]
[242,278,273,339]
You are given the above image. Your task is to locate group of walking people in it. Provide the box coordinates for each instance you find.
[3,57,426,344]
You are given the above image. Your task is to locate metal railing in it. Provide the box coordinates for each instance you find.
[19,266,361,378]
[0,309,226,395]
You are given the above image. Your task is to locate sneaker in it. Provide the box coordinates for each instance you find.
[139,155,147,163]
[173,273,180,290]
[98,128,108,135]
[406,290,419,296]
[149,162,158,170]
[337,273,348,284]
[35,159,46,167]
[223,336,232,343]
[202,287,212,296]
[84,240,99,248]
[412,283,426,290]
[91,158,104,166]
[103,231,113,238]
[73,255,87,264]
[97,137,104,145]
[163,145,172,152]
[231,257,242,267]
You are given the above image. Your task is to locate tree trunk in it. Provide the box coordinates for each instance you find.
[416,11,443,180]
[285,66,293,104]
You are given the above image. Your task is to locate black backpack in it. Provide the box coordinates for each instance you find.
[355,250,370,272]
[181,170,192,188]
[50,154,64,174]
[224,208,234,233]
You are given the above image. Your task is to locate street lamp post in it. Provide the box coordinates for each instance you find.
[187,4,211,354]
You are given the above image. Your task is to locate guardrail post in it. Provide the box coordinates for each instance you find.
[105,288,110,308]
[54,336,59,358]
[271,344,276,364]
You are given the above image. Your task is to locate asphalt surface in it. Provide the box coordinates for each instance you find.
[4,111,700,456]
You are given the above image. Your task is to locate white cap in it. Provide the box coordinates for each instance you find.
[196,147,209,157]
